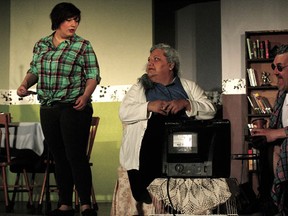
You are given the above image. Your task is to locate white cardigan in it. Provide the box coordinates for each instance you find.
[119,78,216,170]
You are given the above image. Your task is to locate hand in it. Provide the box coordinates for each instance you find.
[147,100,169,115]
[251,128,285,143]
[17,85,29,97]
[147,99,190,115]
[73,95,89,111]
[164,99,190,114]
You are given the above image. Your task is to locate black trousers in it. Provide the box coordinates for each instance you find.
[280,180,288,215]
[127,114,167,201]
[40,103,93,206]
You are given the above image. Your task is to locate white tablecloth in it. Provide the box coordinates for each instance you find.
[111,167,236,215]
[0,122,44,156]
[147,178,232,215]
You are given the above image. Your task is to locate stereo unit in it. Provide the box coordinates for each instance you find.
[161,119,231,178]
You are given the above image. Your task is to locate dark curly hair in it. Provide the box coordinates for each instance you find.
[276,44,288,55]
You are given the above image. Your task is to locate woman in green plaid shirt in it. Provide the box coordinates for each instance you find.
[17,2,100,216]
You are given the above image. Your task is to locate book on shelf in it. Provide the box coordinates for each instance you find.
[247,95,261,114]
[246,38,253,59]
[248,92,273,114]
[247,68,257,86]
[247,148,258,171]
[252,93,266,114]
[248,149,253,171]
[265,40,270,59]
[246,38,270,60]
[252,148,258,171]
[253,41,258,59]
[259,41,264,59]
[261,96,273,114]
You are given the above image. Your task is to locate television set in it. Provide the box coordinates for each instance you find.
[161,119,231,178]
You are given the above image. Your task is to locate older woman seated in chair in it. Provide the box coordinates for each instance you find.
[118,43,216,205]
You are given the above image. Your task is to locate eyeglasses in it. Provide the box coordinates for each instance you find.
[271,63,288,72]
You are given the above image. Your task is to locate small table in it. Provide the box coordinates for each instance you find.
[0,122,45,156]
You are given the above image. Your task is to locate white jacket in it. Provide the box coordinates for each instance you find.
[119,78,216,170]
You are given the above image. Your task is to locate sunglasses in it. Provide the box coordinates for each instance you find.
[271,63,288,72]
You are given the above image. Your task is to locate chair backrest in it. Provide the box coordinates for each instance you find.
[87,116,100,160]
[0,113,12,163]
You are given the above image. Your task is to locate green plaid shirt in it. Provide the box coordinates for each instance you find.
[28,33,100,106]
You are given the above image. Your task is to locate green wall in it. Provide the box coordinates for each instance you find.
[6,102,122,202]
[0,105,9,114]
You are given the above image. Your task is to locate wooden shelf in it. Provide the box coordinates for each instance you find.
[248,114,271,118]
[247,58,273,63]
[247,86,278,90]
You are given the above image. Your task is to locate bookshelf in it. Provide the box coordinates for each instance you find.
[245,30,288,196]
[246,30,288,126]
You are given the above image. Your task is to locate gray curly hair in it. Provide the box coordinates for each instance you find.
[138,43,181,90]
[150,43,180,77]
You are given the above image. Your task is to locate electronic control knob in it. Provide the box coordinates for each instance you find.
[175,164,184,173]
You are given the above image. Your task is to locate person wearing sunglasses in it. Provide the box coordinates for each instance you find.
[251,44,288,215]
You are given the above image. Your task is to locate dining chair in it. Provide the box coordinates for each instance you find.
[0,113,10,212]
[74,116,100,211]
[35,140,57,214]
[0,112,34,212]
